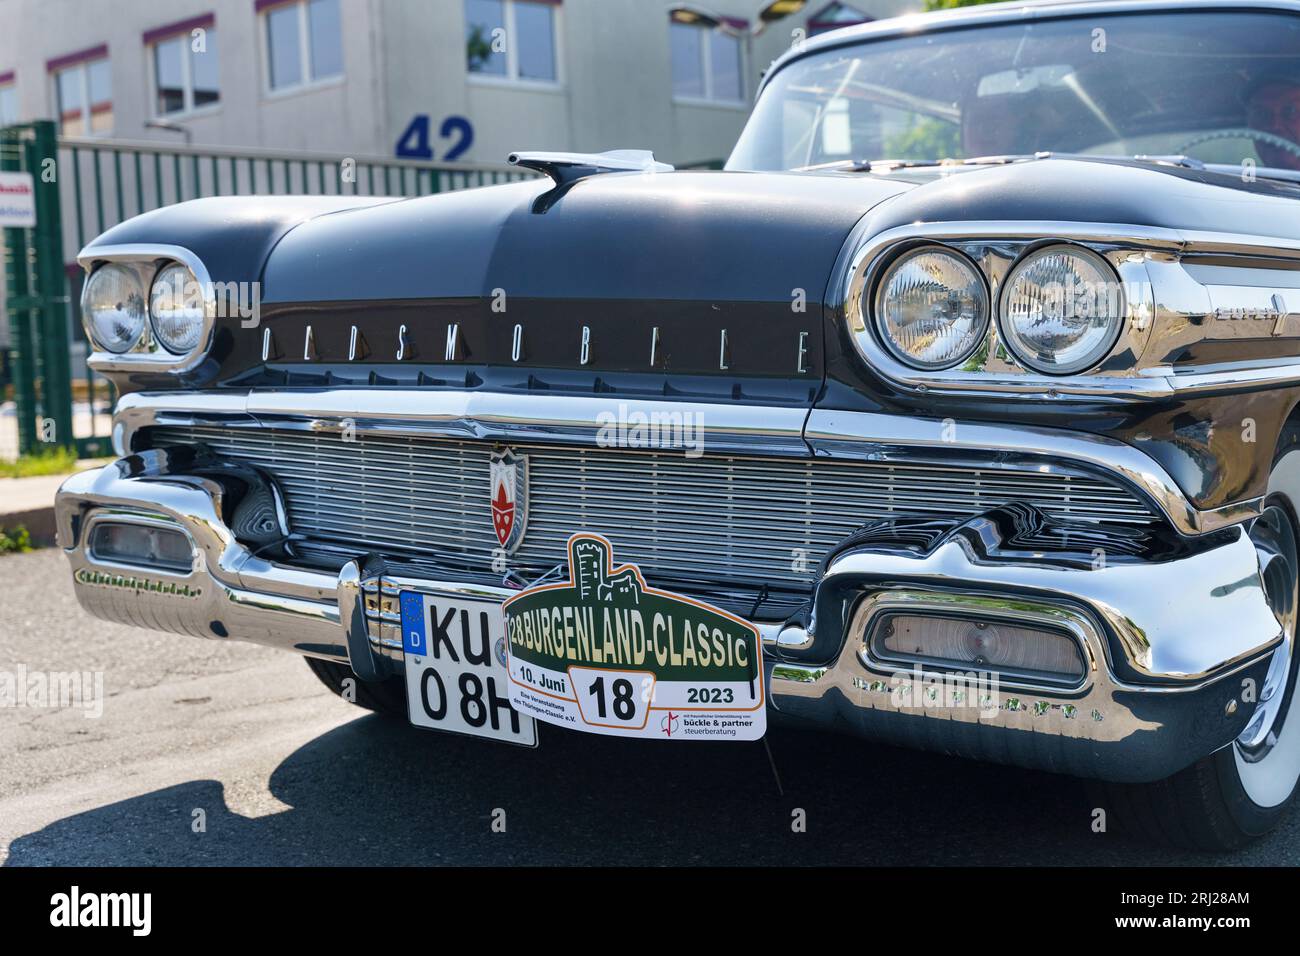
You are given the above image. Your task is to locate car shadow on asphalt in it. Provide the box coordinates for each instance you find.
[5,713,1228,865]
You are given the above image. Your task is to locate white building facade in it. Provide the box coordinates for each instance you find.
[0,0,919,167]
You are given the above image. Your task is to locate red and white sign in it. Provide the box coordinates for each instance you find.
[0,172,36,228]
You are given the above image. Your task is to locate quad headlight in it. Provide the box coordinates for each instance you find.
[81,253,212,368]
[149,263,206,354]
[999,245,1124,375]
[82,263,147,353]
[874,246,989,370]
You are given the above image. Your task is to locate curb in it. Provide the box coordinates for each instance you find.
[0,505,57,548]
[0,471,85,549]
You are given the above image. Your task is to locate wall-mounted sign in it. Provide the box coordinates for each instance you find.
[395,114,475,162]
[0,171,36,227]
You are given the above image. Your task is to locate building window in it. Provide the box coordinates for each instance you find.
[0,73,16,127]
[146,15,220,116]
[466,0,559,84]
[260,0,343,93]
[48,47,112,136]
[670,15,744,103]
[806,2,871,36]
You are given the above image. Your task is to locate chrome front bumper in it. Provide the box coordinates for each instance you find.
[58,450,1283,783]
[768,512,1282,782]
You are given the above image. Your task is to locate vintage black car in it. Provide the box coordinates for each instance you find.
[58,0,1300,849]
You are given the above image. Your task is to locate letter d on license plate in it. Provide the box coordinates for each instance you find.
[400,592,537,747]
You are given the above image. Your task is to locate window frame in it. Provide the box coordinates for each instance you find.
[49,50,113,138]
[465,0,564,91]
[146,19,221,120]
[0,73,16,127]
[259,0,345,99]
[670,20,746,108]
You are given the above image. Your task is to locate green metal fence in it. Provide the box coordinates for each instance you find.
[0,124,532,460]
[2,121,72,458]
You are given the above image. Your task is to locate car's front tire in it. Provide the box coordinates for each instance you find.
[1107,441,1300,850]
[304,656,408,718]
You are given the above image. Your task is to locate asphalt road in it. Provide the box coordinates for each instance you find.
[2,547,1298,866]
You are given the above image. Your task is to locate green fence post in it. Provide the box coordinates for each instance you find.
[1,124,38,456]
[26,120,73,452]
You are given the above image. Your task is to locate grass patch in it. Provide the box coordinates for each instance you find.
[0,446,80,478]
[0,525,33,554]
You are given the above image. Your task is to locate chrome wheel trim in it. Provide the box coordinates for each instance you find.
[1235,479,1300,808]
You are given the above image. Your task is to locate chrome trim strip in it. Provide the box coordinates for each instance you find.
[245,389,809,443]
[116,391,255,443]
[117,389,812,457]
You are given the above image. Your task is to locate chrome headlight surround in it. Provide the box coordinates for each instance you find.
[78,244,216,374]
[839,222,1160,400]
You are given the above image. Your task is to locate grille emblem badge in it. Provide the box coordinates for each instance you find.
[489,447,528,554]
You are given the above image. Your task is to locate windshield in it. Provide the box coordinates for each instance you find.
[728,10,1300,172]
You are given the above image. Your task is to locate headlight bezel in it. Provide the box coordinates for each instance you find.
[871,244,991,371]
[840,223,1153,398]
[996,242,1126,376]
[78,244,216,374]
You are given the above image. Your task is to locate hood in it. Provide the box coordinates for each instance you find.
[855,155,1300,240]
[237,170,910,401]
[262,170,911,304]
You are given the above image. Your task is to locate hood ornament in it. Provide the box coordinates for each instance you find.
[508,149,674,190]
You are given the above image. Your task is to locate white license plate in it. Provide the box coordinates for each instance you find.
[399,591,537,747]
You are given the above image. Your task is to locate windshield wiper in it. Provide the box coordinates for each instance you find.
[1130,154,1300,185]
[800,151,1300,186]
[798,153,1051,173]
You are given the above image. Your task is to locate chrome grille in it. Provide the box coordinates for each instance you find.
[149,424,1156,592]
